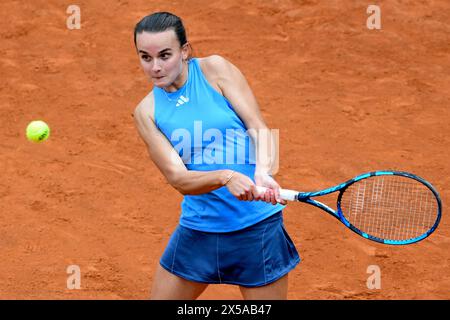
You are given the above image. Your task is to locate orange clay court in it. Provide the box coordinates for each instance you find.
[0,0,449,299]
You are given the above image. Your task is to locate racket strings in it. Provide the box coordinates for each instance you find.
[340,176,438,241]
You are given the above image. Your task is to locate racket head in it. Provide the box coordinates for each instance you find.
[336,171,442,245]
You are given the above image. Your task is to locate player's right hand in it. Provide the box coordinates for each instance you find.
[225,171,258,201]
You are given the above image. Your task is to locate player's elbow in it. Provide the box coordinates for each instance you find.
[170,176,203,196]
[166,172,189,195]
[170,179,188,195]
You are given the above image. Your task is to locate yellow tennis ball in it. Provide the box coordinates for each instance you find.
[26,120,50,142]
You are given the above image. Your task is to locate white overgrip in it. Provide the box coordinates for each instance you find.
[255,186,298,201]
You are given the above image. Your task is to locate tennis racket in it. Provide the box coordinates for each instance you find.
[256,171,442,245]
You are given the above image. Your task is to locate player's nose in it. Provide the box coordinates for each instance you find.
[151,59,162,72]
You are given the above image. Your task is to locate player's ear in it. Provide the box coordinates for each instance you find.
[181,42,191,61]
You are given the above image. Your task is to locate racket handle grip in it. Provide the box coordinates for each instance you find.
[255,186,299,201]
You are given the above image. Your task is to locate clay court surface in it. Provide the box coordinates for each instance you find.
[1,0,449,299]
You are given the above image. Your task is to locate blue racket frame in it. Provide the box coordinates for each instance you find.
[294,171,442,245]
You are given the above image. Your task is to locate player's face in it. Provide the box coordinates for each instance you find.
[136,30,188,89]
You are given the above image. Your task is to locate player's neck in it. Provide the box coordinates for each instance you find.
[164,62,188,92]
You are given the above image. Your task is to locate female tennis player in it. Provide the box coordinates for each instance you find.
[133,12,300,300]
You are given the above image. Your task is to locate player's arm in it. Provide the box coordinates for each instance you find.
[203,55,278,175]
[133,95,243,195]
[201,55,285,204]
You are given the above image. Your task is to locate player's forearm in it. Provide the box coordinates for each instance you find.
[247,127,279,175]
[171,169,233,195]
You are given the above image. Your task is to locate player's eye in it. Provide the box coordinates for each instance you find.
[141,55,151,61]
[160,53,170,60]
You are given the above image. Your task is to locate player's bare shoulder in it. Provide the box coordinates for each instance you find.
[198,55,231,77]
[134,91,155,123]
[198,55,234,94]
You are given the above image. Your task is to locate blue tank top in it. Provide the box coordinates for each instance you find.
[153,58,285,232]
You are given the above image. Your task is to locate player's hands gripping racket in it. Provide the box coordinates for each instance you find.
[257,171,442,245]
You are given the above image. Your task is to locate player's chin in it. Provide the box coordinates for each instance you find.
[151,76,168,87]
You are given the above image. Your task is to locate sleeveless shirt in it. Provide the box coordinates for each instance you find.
[153,58,285,232]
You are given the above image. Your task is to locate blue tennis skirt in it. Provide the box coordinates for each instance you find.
[160,211,300,287]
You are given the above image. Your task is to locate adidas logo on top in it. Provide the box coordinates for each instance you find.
[176,95,189,107]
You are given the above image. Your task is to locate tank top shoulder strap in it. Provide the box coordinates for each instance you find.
[190,57,227,99]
